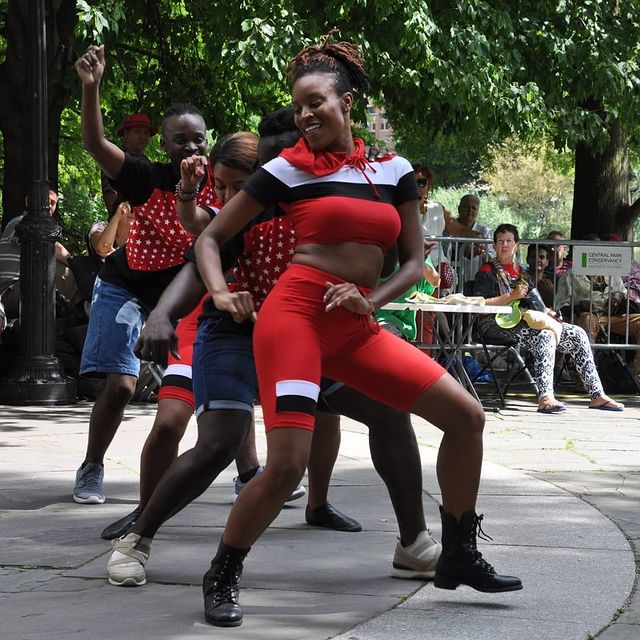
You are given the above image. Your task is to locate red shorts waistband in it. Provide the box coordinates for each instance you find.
[286,262,373,296]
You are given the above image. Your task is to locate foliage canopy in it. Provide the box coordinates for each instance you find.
[1,0,640,247]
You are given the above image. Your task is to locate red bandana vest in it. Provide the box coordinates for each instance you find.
[229,216,297,310]
[126,170,217,271]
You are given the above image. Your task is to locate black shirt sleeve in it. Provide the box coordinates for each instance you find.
[394,171,420,206]
[112,155,172,206]
[183,205,245,274]
[242,167,289,207]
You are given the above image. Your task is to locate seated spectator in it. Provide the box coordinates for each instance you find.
[443,194,494,282]
[556,234,640,376]
[602,233,640,308]
[545,230,571,277]
[526,243,555,307]
[473,223,623,413]
[0,186,79,330]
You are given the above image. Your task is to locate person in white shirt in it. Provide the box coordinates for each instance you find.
[444,194,494,282]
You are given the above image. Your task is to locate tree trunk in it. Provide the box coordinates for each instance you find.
[571,119,638,240]
[0,0,30,225]
[0,0,76,229]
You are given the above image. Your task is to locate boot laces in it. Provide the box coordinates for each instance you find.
[205,556,242,605]
[464,513,496,573]
[474,514,494,543]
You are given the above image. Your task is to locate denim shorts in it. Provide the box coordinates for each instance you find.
[193,313,342,417]
[193,315,258,416]
[80,277,149,378]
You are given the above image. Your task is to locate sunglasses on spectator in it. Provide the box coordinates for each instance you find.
[416,179,428,188]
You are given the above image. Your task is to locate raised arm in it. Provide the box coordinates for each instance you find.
[194,190,265,321]
[90,203,130,257]
[176,155,216,235]
[75,45,125,180]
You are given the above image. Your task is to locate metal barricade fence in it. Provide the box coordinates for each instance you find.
[420,235,640,356]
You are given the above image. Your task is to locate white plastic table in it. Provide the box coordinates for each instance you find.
[381,301,512,401]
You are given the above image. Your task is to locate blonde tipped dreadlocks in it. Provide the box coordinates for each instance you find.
[288,31,370,95]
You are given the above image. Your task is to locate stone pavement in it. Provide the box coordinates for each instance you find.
[0,393,638,640]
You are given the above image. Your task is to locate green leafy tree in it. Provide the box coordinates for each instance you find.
[382,1,640,239]
[2,0,639,246]
[481,138,573,238]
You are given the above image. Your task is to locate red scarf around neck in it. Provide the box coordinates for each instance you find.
[280,137,368,176]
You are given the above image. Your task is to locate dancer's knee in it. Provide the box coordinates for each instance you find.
[147,418,184,452]
[264,460,306,498]
[467,402,485,436]
[195,411,251,464]
[413,376,485,438]
[103,375,136,407]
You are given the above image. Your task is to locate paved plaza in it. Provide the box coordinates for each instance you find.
[1,392,639,640]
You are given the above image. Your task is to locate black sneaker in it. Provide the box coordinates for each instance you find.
[305,502,362,532]
[101,505,143,540]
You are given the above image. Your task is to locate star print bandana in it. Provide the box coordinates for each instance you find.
[126,177,217,271]
[230,216,296,310]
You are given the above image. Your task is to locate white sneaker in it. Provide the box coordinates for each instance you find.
[107,532,152,587]
[391,529,442,579]
[232,465,306,503]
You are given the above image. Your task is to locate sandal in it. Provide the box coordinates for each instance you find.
[537,403,567,414]
[589,400,624,412]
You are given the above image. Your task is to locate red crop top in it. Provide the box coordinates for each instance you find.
[278,195,401,252]
[242,139,419,253]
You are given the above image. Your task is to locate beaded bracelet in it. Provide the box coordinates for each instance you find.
[175,180,200,202]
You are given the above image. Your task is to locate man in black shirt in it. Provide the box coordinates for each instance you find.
[73,44,215,505]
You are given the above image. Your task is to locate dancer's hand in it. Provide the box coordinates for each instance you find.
[135,312,179,366]
[212,290,257,323]
[180,155,208,191]
[75,45,105,86]
[323,282,373,315]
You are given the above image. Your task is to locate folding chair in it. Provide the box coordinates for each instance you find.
[455,281,533,405]
[131,361,165,403]
[472,337,538,406]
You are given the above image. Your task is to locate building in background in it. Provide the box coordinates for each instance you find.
[366,104,395,153]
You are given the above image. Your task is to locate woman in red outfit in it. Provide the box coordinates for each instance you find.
[195,38,522,627]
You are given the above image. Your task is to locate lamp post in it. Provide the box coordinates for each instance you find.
[0,0,76,404]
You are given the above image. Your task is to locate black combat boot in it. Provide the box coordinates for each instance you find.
[434,506,522,593]
[203,541,250,627]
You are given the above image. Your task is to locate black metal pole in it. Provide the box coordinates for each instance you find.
[0,0,76,404]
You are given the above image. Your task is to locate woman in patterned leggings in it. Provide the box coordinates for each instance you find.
[474,223,624,414]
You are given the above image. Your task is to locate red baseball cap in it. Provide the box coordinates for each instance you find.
[117,114,158,137]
